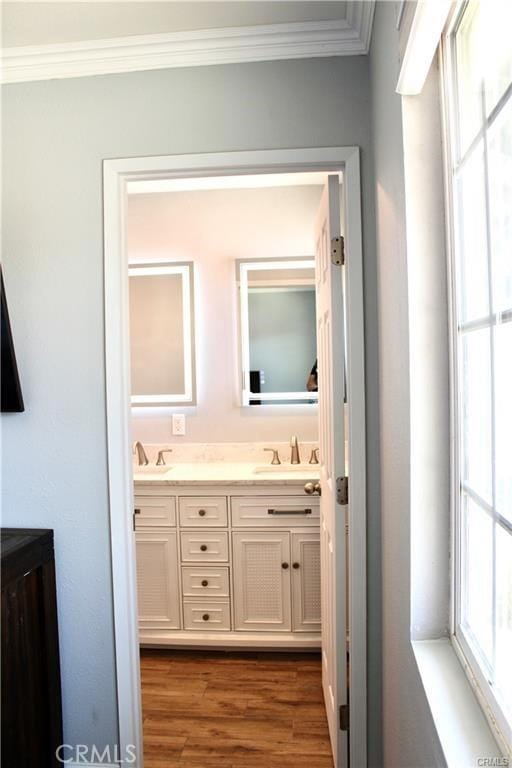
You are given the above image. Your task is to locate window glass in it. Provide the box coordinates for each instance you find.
[455,145,489,322]
[488,99,512,315]
[495,524,512,720]
[482,1,512,117]
[462,497,493,666]
[448,0,512,748]
[455,1,483,154]
[461,329,492,503]
[494,321,512,523]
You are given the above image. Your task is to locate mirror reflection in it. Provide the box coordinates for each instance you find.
[129,263,195,405]
[239,260,317,406]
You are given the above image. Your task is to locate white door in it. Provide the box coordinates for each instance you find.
[291,531,321,632]
[315,175,348,766]
[135,530,181,630]
[232,531,291,631]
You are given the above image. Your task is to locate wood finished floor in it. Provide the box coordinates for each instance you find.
[141,649,334,768]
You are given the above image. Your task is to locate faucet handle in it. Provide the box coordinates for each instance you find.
[264,448,281,466]
[156,448,173,466]
[309,448,320,465]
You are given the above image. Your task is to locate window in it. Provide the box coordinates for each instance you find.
[444,0,512,751]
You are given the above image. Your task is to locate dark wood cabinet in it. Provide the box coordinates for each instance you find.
[1,528,63,768]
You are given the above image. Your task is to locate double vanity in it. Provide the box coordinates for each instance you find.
[133,453,322,650]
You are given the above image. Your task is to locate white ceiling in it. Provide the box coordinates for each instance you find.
[2,1,348,48]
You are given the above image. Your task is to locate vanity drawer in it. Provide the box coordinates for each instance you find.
[181,566,230,598]
[231,496,320,527]
[134,495,176,528]
[183,600,231,631]
[180,531,229,562]
[179,497,228,527]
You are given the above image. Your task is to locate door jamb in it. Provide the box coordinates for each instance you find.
[103,146,367,767]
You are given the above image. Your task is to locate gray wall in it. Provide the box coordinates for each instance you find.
[369,3,445,766]
[1,55,378,756]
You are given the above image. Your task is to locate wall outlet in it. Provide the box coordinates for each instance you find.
[172,413,186,436]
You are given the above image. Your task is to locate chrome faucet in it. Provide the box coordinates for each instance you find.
[132,441,149,466]
[290,435,301,465]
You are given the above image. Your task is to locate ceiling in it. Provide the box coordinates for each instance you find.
[2,2,349,47]
[1,1,374,84]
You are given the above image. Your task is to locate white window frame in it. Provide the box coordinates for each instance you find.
[442,1,512,754]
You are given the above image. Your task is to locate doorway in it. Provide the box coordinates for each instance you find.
[103,147,366,767]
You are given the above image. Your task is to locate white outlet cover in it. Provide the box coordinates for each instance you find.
[172,413,186,435]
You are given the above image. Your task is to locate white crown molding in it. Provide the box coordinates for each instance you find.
[1,3,375,84]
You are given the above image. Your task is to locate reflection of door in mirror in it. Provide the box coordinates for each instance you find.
[239,259,317,406]
[129,263,196,406]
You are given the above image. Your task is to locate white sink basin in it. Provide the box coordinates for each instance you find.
[253,464,319,474]
[133,465,172,475]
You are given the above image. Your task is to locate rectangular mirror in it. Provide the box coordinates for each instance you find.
[239,259,317,406]
[129,262,196,405]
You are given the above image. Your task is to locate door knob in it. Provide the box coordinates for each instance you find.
[304,481,321,496]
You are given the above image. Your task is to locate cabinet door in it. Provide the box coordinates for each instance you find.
[135,530,180,630]
[232,531,291,632]
[291,531,321,632]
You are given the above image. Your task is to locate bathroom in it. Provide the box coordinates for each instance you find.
[127,169,351,766]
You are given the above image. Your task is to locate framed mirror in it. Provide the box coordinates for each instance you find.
[238,259,318,406]
[129,262,196,406]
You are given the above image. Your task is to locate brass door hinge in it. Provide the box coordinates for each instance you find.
[331,236,345,266]
[336,476,349,505]
[339,703,349,731]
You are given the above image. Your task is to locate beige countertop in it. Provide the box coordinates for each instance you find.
[133,461,320,487]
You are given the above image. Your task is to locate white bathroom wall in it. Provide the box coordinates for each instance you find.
[128,185,323,444]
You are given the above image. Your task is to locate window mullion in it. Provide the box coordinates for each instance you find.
[480,74,498,687]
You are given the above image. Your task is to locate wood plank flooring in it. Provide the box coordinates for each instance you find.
[141,649,334,768]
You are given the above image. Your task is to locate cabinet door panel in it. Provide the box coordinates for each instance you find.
[135,530,180,630]
[232,531,291,632]
[291,531,321,631]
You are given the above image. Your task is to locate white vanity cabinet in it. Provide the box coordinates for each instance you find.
[134,482,321,648]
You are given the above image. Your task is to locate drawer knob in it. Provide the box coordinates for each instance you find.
[202,614,210,621]
[282,562,289,569]
[198,509,206,517]
[201,580,209,587]
[293,562,300,569]
[200,544,208,552]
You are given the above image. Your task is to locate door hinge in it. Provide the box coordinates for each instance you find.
[336,476,349,505]
[331,236,345,266]
[339,703,350,731]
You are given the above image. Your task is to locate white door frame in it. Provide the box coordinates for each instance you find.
[103,146,367,767]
